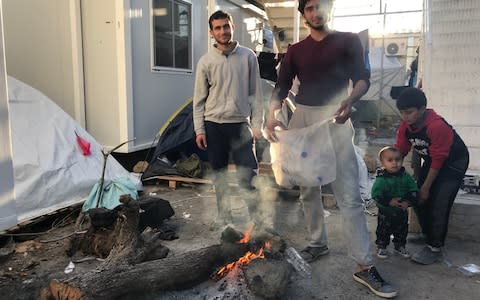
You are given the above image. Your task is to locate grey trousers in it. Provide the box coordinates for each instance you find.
[288,104,373,265]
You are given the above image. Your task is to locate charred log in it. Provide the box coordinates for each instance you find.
[44,193,289,300]
[40,242,249,300]
[243,258,292,299]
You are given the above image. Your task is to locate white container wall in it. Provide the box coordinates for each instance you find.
[423,0,480,173]
[0,2,16,231]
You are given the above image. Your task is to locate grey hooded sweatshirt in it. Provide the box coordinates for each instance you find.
[193,42,264,135]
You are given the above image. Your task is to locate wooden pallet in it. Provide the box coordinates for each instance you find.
[147,163,274,190]
[147,175,213,190]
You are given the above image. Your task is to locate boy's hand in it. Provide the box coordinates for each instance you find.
[398,201,409,210]
[419,185,430,205]
[390,198,409,210]
[389,197,402,207]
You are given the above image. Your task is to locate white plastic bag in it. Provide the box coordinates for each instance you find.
[354,145,372,200]
[269,119,336,188]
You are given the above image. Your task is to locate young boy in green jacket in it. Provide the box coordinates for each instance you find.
[372,146,418,259]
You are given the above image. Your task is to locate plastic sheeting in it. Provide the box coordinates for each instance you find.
[82,177,138,212]
[361,47,405,101]
[1,76,141,231]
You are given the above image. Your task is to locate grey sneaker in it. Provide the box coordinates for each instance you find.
[411,246,442,265]
[376,247,388,259]
[299,246,330,263]
[353,266,398,298]
[394,246,411,258]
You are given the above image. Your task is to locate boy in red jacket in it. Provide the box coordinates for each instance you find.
[395,88,469,264]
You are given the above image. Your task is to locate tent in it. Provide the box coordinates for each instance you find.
[361,47,405,101]
[0,76,141,232]
[142,79,284,180]
[150,97,202,163]
[141,97,206,180]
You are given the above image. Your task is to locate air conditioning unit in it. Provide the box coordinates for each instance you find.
[384,38,408,56]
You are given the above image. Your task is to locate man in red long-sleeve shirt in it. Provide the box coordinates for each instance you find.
[395,87,469,265]
[264,0,397,298]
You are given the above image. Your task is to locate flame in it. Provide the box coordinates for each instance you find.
[265,241,271,249]
[239,224,254,244]
[216,247,265,277]
[215,226,271,278]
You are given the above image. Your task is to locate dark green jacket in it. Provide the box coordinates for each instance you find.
[371,167,418,213]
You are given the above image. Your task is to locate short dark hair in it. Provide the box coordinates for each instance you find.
[208,10,233,30]
[378,146,401,161]
[396,87,427,110]
[298,0,334,14]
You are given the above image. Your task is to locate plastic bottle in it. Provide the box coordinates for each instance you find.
[285,247,312,278]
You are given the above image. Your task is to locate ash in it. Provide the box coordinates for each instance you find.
[154,266,259,300]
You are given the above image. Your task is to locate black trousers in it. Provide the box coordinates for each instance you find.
[415,155,469,248]
[204,121,258,219]
[375,208,408,249]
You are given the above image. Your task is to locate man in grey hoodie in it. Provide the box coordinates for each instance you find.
[193,10,264,229]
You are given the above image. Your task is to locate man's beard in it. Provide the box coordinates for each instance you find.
[307,22,325,31]
[214,34,232,46]
[305,16,328,31]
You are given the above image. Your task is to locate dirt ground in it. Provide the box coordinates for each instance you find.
[1,122,479,299]
[1,178,479,300]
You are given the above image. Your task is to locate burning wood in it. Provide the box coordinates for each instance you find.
[41,209,291,300]
[214,225,293,299]
[214,243,269,280]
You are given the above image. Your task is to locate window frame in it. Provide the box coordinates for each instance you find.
[149,0,194,74]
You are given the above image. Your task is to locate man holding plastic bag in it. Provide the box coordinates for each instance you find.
[264,0,398,298]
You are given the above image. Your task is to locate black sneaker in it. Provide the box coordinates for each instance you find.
[299,246,330,263]
[376,247,388,259]
[394,246,411,258]
[353,266,398,298]
[411,246,442,265]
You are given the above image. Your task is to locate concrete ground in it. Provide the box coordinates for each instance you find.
[144,179,480,300]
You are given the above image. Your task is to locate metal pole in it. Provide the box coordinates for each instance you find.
[207,0,216,51]
[293,1,300,43]
[377,2,387,129]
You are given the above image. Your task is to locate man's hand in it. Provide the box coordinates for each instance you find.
[196,134,207,150]
[263,117,287,142]
[334,99,354,124]
[252,128,263,140]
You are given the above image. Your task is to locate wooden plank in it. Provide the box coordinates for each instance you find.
[146,175,213,190]
[258,162,274,177]
[147,163,274,190]
[148,175,212,185]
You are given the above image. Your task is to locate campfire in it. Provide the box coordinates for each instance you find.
[214,225,271,280]
[40,199,296,300]
[207,225,294,299]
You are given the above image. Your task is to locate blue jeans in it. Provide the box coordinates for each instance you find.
[289,104,373,265]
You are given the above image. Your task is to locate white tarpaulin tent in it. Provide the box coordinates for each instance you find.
[0,76,141,232]
[362,47,405,101]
